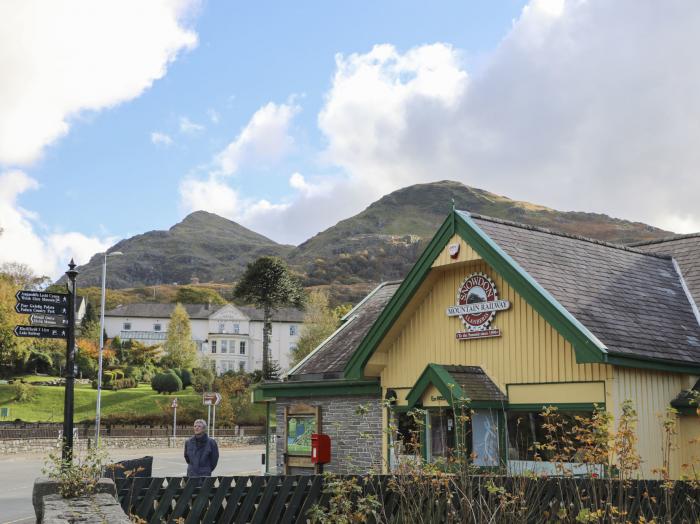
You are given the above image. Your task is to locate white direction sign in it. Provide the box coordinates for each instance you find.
[16,290,68,306]
[203,392,222,406]
[30,314,68,327]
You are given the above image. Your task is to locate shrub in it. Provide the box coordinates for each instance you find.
[179,368,192,388]
[192,367,214,393]
[151,371,182,394]
[13,381,35,402]
[124,365,143,382]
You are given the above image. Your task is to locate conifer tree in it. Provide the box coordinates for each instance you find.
[164,303,197,369]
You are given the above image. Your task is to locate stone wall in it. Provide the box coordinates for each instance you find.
[0,435,264,454]
[33,478,129,523]
[275,395,383,474]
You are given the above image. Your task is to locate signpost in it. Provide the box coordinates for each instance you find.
[13,325,67,338]
[29,314,68,327]
[203,392,222,437]
[171,397,178,439]
[13,262,77,462]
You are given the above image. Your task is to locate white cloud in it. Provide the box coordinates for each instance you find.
[0,0,198,166]
[213,102,300,176]
[312,1,700,235]
[179,116,205,134]
[0,171,115,278]
[150,131,174,146]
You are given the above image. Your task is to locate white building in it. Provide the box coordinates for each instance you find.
[104,303,303,374]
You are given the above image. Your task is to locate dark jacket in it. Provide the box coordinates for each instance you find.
[184,433,219,477]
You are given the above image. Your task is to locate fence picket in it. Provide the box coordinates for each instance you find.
[135,477,164,519]
[200,476,233,524]
[236,476,265,523]
[148,477,181,524]
[219,476,250,523]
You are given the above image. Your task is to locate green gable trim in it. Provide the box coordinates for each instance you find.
[603,354,700,375]
[454,211,606,364]
[344,209,609,380]
[405,364,506,409]
[344,214,456,379]
[258,379,380,399]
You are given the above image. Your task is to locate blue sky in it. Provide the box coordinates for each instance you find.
[2,1,700,277]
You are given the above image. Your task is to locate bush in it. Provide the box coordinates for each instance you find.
[169,368,193,388]
[151,371,182,394]
[124,365,143,382]
[13,381,35,402]
[192,367,214,393]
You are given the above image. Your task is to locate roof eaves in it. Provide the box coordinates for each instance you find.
[671,258,700,327]
[340,281,402,322]
[285,315,358,378]
[469,213,671,259]
[629,233,700,247]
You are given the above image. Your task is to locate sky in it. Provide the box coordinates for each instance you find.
[2,0,700,279]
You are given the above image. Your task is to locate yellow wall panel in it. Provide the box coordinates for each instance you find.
[372,261,612,395]
[432,234,481,268]
[611,367,685,478]
[679,416,700,477]
[508,382,606,405]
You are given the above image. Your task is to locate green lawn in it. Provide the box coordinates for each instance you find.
[0,383,205,423]
[0,382,266,424]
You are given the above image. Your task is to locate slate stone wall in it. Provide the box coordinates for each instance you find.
[0,435,264,454]
[275,395,383,474]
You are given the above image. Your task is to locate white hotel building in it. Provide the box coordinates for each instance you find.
[104,303,304,374]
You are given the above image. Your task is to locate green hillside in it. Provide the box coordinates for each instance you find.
[71,211,294,288]
[290,181,670,297]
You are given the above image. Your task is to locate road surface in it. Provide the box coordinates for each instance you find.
[0,444,264,524]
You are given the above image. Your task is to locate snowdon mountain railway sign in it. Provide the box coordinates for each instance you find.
[446,272,510,340]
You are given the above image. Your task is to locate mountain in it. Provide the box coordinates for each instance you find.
[69,182,672,303]
[72,211,293,288]
[289,181,671,294]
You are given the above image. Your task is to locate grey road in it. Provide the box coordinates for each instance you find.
[0,444,265,524]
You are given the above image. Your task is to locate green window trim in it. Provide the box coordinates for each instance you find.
[258,379,381,399]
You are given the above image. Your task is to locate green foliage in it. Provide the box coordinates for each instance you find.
[191,367,214,393]
[213,373,250,426]
[174,286,226,305]
[163,303,198,369]
[292,289,340,365]
[42,446,110,498]
[151,371,182,394]
[234,256,305,378]
[170,367,192,388]
[13,381,35,402]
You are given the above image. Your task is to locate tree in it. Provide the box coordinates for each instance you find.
[234,257,305,379]
[291,289,340,365]
[174,286,226,305]
[164,303,198,369]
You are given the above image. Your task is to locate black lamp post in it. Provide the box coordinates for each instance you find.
[61,259,78,462]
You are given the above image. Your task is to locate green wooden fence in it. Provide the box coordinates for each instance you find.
[116,475,700,523]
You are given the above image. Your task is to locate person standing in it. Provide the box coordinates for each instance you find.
[184,419,219,477]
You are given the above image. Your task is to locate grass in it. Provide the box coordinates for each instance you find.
[0,383,221,423]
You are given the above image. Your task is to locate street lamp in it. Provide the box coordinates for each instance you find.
[95,250,123,445]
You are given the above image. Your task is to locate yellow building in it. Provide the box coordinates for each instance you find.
[259,210,700,478]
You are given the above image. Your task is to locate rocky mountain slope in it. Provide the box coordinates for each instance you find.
[73,211,293,288]
[71,181,672,303]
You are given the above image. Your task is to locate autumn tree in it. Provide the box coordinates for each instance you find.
[291,289,341,366]
[163,303,198,369]
[234,257,305,379]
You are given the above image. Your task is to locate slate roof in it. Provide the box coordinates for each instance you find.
[630,234,700,306]
[105,302,303,322]
[289,282,402,379]
[441,365,507,402]
[470,214,700,365]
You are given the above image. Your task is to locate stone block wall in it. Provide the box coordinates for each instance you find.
[0,435,264,454]
[275,395,383,474]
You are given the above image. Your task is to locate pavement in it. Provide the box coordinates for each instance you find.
[0,444,265,524]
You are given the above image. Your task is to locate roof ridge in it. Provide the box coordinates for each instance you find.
[464,211,672,259]
[629,232,700,247]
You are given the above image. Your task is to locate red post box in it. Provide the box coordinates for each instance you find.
[311,433,331,464]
